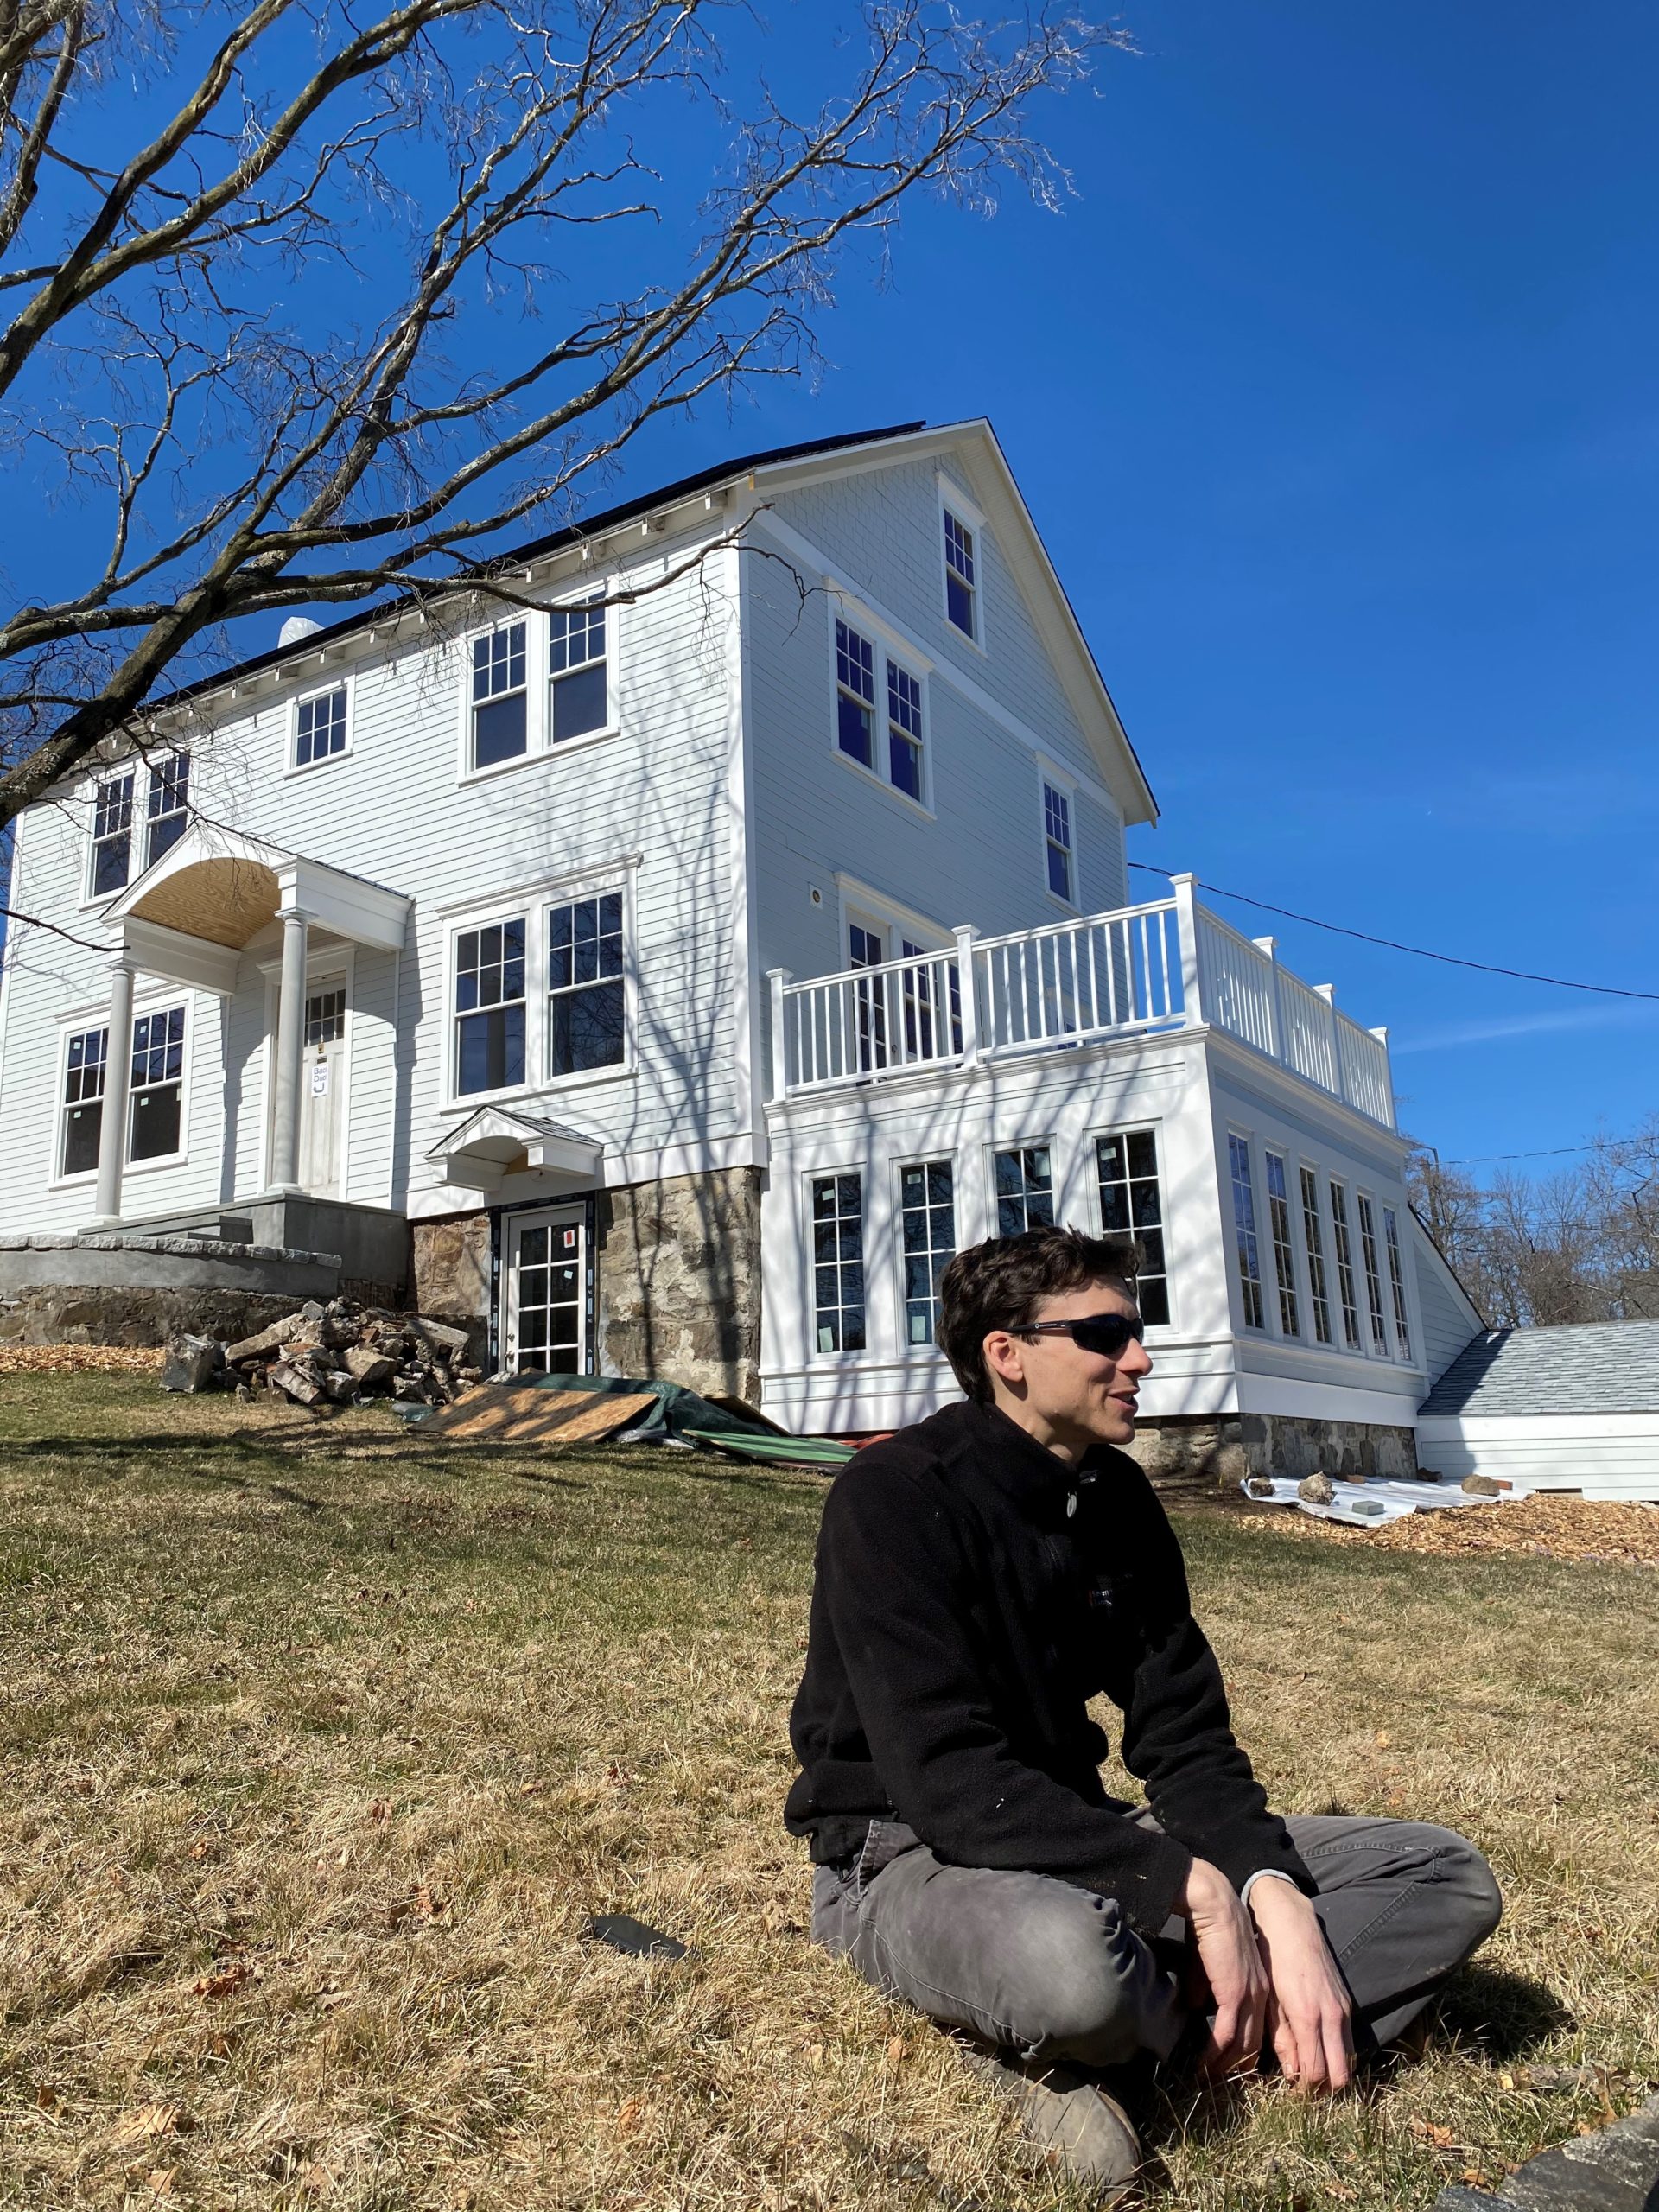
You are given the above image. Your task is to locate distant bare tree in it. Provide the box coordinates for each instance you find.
[0,1,1126,833]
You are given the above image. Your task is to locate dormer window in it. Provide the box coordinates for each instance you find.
[944,508,977,639]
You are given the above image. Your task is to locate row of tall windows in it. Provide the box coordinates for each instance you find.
[1227,1134,1413,1361]
[60,1007,187,1175]
[453,892,626,1097]
[810,1128,1170,1356]
[90,753,190,897]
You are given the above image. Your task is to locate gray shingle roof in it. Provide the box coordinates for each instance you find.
[1419,1322,1659,1417]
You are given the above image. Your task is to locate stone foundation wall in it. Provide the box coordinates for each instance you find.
[0,1283,308,1348]
[1129,1410,1419,1487]
[596,1167,763,1403]
[408,1166,764,1401]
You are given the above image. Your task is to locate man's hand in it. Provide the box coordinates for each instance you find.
[1248,1877,1354,2094]
[1175,1856,1269,2079]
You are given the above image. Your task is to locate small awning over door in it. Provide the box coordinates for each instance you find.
[427,1106,604,1191]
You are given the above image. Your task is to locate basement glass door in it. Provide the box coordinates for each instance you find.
[503,1207,588,1376]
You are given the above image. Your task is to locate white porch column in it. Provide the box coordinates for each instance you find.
[83,955,136,1232]
[265,904,310,1193]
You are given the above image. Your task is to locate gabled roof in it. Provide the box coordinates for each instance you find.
[1419,1322,1659,1418]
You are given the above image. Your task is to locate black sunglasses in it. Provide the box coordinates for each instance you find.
[1016,1311,1146,1359]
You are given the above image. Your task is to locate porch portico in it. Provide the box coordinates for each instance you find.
[86,821,410,1231]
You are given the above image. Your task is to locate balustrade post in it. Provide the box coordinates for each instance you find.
[1370,1027,1395,1129]
[951,925,980,1065]
[1169,873,1205,1028]
[1252,935,1287,1063]
[766,968,791,1097]
[1312,983,1344,1101]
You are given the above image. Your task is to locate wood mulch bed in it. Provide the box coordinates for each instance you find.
[0,1343,166,1374]
[1236,1488,1659,1569]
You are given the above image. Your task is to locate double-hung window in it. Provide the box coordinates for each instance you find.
[1043,780,1075,904]
[835,619,877,771]
[887,661,924,799]
[145,753,189,870]
[811,1173,866,1352]
[1382,1207,1414,1362]
[454,919,526,1095]
[833,616,929,804]
[91,774,135,896]
[1328,1181,1363,1350]
[60,1027,108,1177]
[944,508,977,639]
[995,1144,1054,1236]
[296,684,348,767]
[899,1160,956,1347]
[1264,1152,1301,1337]
[1228,1135,1266,1329]
[1357,1195,1390,1357]
[471,621,528,768]
[1300,1166,1334,1345]
[129,1006,186,1160]
[1097,1130,1169,1325]
[548,893,625,1075]
[549,597,607,743]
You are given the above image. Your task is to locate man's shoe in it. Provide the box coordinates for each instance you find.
[957,2039,1142,2202]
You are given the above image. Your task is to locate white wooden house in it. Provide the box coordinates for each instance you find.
[0,420,1485,1475]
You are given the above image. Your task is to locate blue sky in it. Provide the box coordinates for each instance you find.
[10,2,1656,1173]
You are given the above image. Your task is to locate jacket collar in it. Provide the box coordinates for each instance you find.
[953,1398,1093,1516]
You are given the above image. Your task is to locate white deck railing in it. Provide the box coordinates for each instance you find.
[766,874,1396,1129]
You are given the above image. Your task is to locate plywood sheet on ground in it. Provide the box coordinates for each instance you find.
[420,1386,658,1445]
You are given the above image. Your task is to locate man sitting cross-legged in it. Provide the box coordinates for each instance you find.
[785,1226,1502,2200]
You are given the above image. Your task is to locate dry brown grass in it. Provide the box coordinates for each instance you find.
[1,1376,1656,2211]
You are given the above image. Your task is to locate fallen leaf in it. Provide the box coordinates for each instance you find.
[1409,2119,1457,2149]
[194,1962,254,2000]
[1375,1729,1393,1747]
[110,2104,194,2149]
[146,2169,177,2197]
[603,1762,632,1789]
[518,1780,543,1797]
[616,2096,645,2138]
[188,1841,210,1861]
[413,1882,445,1920]
[886,2036,907,2069]
[35,2085,58,2112]
[367,1800,390,1824]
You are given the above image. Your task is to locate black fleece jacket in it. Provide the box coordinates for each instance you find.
[785,1398,1313,1938]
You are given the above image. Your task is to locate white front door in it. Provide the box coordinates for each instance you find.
[503,1207,588,1376]
[296,984,346,1198]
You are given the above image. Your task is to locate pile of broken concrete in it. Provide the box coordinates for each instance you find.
[162,1298,480,1410]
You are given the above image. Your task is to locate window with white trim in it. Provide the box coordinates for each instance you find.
[835,619,877,771]
[1264,1151,1301,1337]
[1300,1166,1333,1345]
[1043,780,1074,903]
[91,773,135,895]
[995,1144,1054,1237]
[296,684,348,767]
[900,1160,956,1348]
[1357,1194,1390,1357]
[547,892,625,1076]
[145,753,189,870]
[1228,1134,1265,1329]
[128,1005,186,1160]
[887,659,924,799]
[305,988,346,1047]
[454,918,526,1094]
[471,620,528,768]
[1382,1206,1413,1362]
[811,1173,866,1352]
[60,1026,107,1177]
[1328,1180,1363,1349]
[944,508,977,639]
[1097,1129,1168,1325]
[549,596,607,743]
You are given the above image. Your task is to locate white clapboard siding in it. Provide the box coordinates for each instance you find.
[1415,1414,1659,1502]
[1410,1217,1485,1383]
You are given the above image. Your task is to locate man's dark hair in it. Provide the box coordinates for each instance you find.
[937,1225,1141,1403]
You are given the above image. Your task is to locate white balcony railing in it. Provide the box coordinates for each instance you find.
[766,874,1396,1129]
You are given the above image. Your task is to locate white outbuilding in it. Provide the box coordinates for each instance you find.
[1414,1321,1659,1502]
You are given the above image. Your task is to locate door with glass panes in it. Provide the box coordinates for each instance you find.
[502,1207,588,1376]
[296,982,346,1197]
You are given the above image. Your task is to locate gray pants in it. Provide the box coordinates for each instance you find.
[811,1814,1503,2069]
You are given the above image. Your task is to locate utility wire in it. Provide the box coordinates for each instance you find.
[1440,1144,1599,1167]
[1127,861,1659,1002]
